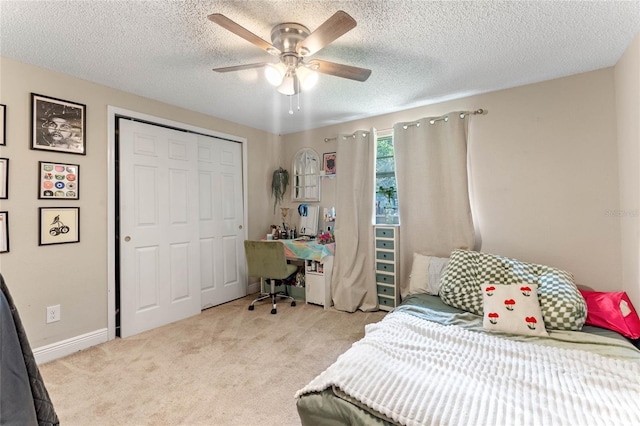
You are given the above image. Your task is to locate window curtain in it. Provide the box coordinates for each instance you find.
[331,130,378,312]
[393,115,475,298]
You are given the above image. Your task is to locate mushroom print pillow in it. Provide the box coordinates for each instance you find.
[482,283,548,336]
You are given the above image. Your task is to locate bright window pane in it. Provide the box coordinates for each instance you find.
[375,132,399,224]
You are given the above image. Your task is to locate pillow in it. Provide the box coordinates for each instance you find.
[482,283,548,336]
[408,253,449,295]
[439,249,586,331]
[408,253,430,294]
[579,289,640,339]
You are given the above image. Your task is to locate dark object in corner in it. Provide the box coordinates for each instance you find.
[1,273,59,426]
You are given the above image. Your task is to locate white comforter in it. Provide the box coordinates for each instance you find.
[296,311,640,426]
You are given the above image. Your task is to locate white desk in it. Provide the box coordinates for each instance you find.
[275,239,334,309]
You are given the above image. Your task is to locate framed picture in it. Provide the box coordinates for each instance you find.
[31,93,86,155]
[39,207,80,245]
[0,104,5,146]
[0,158,8,199]
[38,161,79,199]
[323,152,336,175]
[0,212,8,253]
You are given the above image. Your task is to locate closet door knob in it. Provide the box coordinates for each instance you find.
[124,236,131,242]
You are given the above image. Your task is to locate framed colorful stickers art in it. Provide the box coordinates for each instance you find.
[38,161,79,200]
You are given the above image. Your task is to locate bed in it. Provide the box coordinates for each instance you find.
[295,251,640,426]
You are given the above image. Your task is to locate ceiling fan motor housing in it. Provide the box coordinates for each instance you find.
[270,23,310,56]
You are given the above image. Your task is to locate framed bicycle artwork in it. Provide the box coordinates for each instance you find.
[39,207,80,245]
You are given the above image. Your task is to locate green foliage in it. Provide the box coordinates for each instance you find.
[271,167,289,214]
[377,185,396,204]
[376,135,394,157]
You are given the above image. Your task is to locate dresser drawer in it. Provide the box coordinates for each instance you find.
[378,295,396,309]
[375,228,395,239]
[376,250,394,261]
[376,284,394,297]
[375,239,394,250]
[376,262,395,273]
[376,273,395,285]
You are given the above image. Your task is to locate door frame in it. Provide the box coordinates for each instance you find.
[106,106,248,341]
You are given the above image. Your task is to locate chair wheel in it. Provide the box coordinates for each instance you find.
[248,305,254,311]
[271,308,277,314]
[291,301,296,307]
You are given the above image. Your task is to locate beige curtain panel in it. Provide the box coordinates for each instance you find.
[331,130,378,312]
[393,115,476,298]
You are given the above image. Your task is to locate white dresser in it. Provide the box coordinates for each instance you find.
[374,226,399,311]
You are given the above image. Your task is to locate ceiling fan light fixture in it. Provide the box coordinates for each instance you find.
[277,72,299,95]
[265,63,286,86]
[297,65,319,91]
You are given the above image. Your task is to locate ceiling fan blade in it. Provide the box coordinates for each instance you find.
[208,13,281,56]
[297,10,356,56]
[212,62,271,73]
[310,59,371,82]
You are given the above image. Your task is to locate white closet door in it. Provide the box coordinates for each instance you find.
[198,136,246,308]
[119,119,201,338]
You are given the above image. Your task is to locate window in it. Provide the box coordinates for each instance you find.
[375,131,399,224]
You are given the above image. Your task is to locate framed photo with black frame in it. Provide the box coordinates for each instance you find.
[38,161,79,199]
[0,158,8,199]
[31,93,86,155]
[0,211,8,253]
[0,104,6,146]
[39,207,80,246]
[323,152,336,176]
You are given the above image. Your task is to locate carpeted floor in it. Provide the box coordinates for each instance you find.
[39,295,386,425]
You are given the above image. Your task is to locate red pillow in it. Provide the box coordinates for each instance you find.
[579,289,640,339]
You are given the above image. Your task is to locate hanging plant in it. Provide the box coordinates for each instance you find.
[271,167,290,213]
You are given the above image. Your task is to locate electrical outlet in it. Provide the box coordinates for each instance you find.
[46,305,60,324]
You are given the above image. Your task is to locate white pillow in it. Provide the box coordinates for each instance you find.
[482,283,548,336]
[408,253,449,295]
[408,253,430,294]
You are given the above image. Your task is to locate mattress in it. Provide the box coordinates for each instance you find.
[296,293,640,425]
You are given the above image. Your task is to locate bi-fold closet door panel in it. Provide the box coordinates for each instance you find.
[119,119,246,338]
[198,136,246,310]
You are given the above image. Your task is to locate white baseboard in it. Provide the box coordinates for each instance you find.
[34,328,108,365]
[247,282,260,294]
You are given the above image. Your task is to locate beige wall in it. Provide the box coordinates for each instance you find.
[283,68,626,303]
[615,32,640,308]
[1,50,635,351]
[0,57,280,348]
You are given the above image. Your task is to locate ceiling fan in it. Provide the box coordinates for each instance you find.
[208,11,372,96]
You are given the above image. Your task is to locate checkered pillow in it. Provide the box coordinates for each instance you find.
[439,249,586,330]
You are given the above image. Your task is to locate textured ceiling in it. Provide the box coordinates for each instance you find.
[1,1,639,135]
